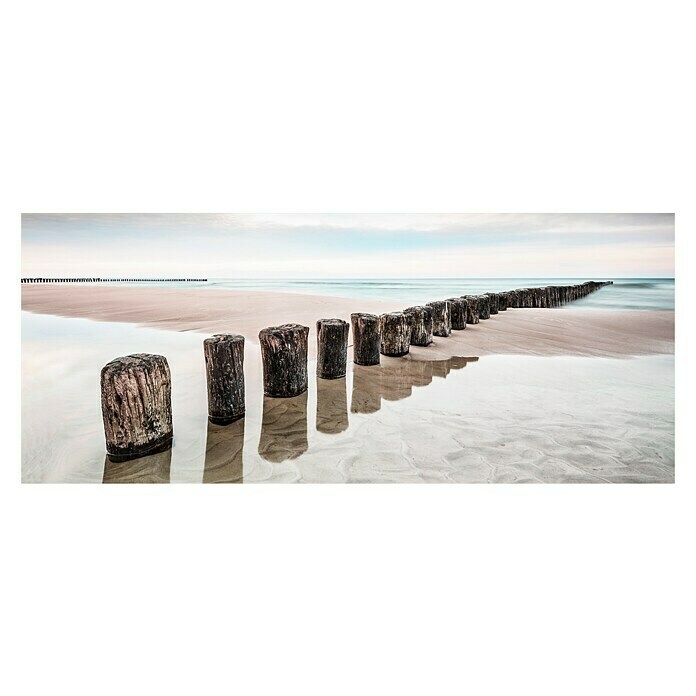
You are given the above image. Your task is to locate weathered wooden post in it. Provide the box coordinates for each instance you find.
[447,298,468,330]
[486,293,499,314]
[203,334,245,424]
[316,318,349,379]
[380,312,411,356]
[259,323,309,397]
[477,295,491,320]
[462,295,480,323]
[426,300,451,336]
[404,305,433,346]
[101,353,173,462]
[351,313,381,366]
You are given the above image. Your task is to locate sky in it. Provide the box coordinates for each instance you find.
[21,213,674,278]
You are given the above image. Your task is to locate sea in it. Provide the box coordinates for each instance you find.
[96,277,674,311]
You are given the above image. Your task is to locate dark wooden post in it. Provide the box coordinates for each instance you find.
[486,293,499,314]
[426,300,451,336]
[462,296,480,323]
[541,287,550,306]
[259,324,309,397]
[404,305,433,346]
[380,312,411,356]
[477,295,491,320]
[316,318,349,379]
[203,334,245,424]
[351,313,381,366]
[447,298,467,330]
[101,354,173,462]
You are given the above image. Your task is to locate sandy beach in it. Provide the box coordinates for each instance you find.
[21,284,675,483]
[21,285,674,359]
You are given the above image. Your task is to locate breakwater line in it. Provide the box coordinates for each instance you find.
[21,277,207,283]
[99,281,612,464]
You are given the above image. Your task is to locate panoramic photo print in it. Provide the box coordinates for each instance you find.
[21,213,675,483]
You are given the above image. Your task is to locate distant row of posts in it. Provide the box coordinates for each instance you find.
[21,277,207,283]
[100,281,612,462]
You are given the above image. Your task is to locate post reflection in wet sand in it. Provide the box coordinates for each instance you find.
[379,358,414,402]
[431,359,451,380]
[203,418,245,483]
[352,355,479,412]
[316,377,349,434]
[350,365,381,414]
[258,392,309,463]
[433,355,478,379]
[449,356,478,370]
[102,448,172,484]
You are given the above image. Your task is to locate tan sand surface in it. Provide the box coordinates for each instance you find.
[22,285,674,359]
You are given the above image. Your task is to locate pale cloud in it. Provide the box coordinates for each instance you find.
[21,213,674,278]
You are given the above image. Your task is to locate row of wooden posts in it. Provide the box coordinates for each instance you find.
[21,277,207,283]
[100,281,612,462]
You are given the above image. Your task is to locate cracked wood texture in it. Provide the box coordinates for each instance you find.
[447,298,468,330]
[426,300,451,337]
[351,313,381,366]
[462,295,480,324]
[101,353,173,462]
[204,333,245,424]
[476,295,491,320]
[259,323,309,398]
[404,305,433,346]
[379,312,411,356]
[486,293,500,314]
[316,318,349,379]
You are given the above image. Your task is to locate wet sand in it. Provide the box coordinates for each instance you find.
[22,285,674,358]
[21,286,675,483]
[21,310,674,483]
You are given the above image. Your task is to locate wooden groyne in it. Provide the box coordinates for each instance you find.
[98,280,612,461]
[21,277,207,283]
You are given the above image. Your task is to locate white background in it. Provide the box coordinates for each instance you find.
[2,1,693,695]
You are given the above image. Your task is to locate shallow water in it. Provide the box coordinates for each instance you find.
[22,312,674,483]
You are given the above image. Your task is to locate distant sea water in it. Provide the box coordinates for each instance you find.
[159,277,673,311]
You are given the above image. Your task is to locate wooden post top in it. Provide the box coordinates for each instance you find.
[101,353,169,378]
[259,323,309,338]
[204,333,245,346]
